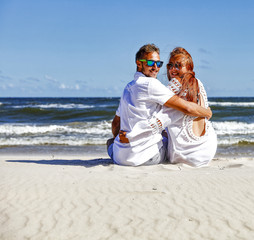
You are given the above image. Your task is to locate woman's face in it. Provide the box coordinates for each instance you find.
[167,55,188,80]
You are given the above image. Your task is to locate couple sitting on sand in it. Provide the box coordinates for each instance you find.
[107,44,217,167]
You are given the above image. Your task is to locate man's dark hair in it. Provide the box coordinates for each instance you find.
[135,44,160,61]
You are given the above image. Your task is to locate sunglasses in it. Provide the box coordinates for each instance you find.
[167,63,182,70]
[139,59,164,68]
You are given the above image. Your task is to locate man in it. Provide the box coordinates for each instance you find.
[107,44,212,166]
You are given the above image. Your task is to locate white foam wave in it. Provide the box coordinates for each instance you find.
[12,103,95,109]
[1,121,253,146]
[217,136,254,145]
[0,136,108,146]
[1,135,252,146]
[0,121,111,136]
[212,121,254,135]
[209,101,254,107]
[0,121,112,146]
[0,124,67,135]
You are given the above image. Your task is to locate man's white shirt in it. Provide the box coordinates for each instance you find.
[113,72,175,166]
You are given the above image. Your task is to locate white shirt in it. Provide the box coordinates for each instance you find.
[113,72,175,166]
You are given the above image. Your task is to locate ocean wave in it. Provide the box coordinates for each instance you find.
[12,103,95,109]
[1,121,253,147]
[0,121,112,146]
[0,136,108,146]
[217,137,254,146]
[209,101,254,107]
[1,107,115,123]
[1,135,253,147]
[212,121,254,146]
[212,121,254,135]
[0,121,112,136]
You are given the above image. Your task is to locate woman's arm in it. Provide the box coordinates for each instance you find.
[164,95,212,119]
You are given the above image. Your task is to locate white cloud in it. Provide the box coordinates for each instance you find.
[44,75,58,83]
[0,83,15,90]
[59,83,80,90]
[59,83,67,89]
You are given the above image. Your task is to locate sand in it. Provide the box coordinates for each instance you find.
[1,152,254,240]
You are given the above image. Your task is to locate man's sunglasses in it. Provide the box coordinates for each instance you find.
[139,59,164,68]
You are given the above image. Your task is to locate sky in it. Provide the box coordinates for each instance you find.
[0,0,254,97]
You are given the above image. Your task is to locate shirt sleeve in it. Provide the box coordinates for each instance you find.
[148,78,175,105]
[115,99,121,117]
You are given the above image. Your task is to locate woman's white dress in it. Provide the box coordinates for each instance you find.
[161,78,217,167]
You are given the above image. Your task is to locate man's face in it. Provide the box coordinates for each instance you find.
[167,55,187,80]
[136,51,160,78]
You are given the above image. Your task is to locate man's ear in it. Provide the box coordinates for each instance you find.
[136,60,142,71]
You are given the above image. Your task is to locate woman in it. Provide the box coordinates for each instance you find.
[145,47,217,167]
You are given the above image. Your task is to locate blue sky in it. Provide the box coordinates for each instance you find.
[0,0,254,97]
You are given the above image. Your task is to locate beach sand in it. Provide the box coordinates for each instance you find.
[1,151,254,240]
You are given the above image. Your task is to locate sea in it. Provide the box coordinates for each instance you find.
[0,97,253,159]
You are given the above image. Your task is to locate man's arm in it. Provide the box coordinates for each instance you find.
[112,115,120,137]
[164,95,212,119]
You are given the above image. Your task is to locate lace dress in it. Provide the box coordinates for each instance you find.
[162,78,217,167]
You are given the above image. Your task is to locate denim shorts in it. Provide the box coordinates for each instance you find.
[107,141,114,160]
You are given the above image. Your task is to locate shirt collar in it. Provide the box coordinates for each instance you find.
[134,71,145,80]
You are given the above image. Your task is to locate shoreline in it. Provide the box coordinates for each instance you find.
[0,145,108,158]
[0,144,253,158]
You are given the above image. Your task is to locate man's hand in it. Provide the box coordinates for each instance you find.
[119,130,129,143]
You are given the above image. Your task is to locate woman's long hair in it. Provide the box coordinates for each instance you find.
[178,71,200,104]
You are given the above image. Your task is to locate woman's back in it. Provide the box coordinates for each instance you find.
[165,79,217,167]
[192,93,206,137]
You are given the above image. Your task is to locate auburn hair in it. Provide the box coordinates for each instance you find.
[178,72,200,103]
[169,47,199,103]
[170,47,194,71]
